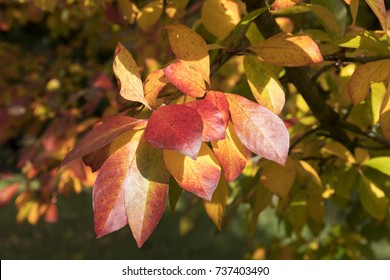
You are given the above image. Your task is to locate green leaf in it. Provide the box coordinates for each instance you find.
[362,157,390,176]
[359,175,387,220]
[338,31,390,55]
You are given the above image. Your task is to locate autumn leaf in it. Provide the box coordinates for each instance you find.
[365,0,387,30]
[144,104,203,160]
[93,130,143,239]
[306,4,342,37]
[32,0,57,12]
[184,99,226,142]
[248,33,323,67]
[62,116,146,166]
[204,91,230,128]
[0,182,20,208]
[244,56,285,114]
[125,137,170,248]
[203,177,228,230]
[348,59,390,105]
[166,24,210,85]
[226,94,289,165]
[261,158,296,198]
[143,69,169,108]
[380,84,390,141]
[362,156,390,176]
[118,0,139,23]
[321,141,356,164]
[212,122,249,182]
[136,1,163,32]
[164,61,206,98]
[163,143,221,201]
[113,43,151,109]
[270,0,301,10]
[359,175,387,220]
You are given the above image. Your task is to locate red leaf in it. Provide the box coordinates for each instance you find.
[145,104,203,160]
[0,182,20,208]
[226,94,289,165]
[164,61,206,97]
[184,99,226,142]
[93,130,144,238]
[204,91,230,127]
[125,137,170,248]
[44,203,58,223]
[62,116,146,166]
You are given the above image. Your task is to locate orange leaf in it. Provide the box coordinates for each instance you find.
[212,122,249,182]
[93,130,144,238]
[143,69,168,108]
[248,33,323,67]
[145,104,203,160]
[0,182,20,208]
[271,0,301,10]
[166,24,210,85]
[113,42,151,109]
[164,61,206,97]
[125,137,170,248]
[226,94,289,165]
[380,84,390,141]
[163,143,221,201]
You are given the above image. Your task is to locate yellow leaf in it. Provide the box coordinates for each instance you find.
[118,0,139,23]
[143,69,168,108]
[32,0,57,12]
[297,160,322,187]
[136,1,163,32]
[261,158,296,198]
[203,177,228,230]
[348,59,390,105]
[163,143,221,201]
[321,141,355,164]
[201,0,242,40]
[370,82,386,124]
[113,43,151,109]
[166,24,210,85]
[359,175,387,220]
[166,0,189,19]
[380,83,390,141]
[244,56,285,114]
[27,201,40,225]
[248,33,323,67]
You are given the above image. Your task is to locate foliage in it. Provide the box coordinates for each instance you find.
[2,0,390,258]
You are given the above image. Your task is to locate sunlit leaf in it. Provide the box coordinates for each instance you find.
[145,104,203,160]
[166,24,210,85]
[166,0,189,19]
[125,137,170,248]
[370,82,386,124]
[184,99,226,142]
[143,69,169,108]
[297,160,322,187]
[113,43,151,109]
[93,130,143,239]
[348,59,390,104]
[32,0,57,12]
[244,56,285,114]
[204,91,230,128]
[212,122,249,182]
[201,0,242,40]
[248,33,323,66]
[62,116,146,166]
[164,61,206,98]
[338,31,390,55]
[226,94,289,165]
[359,175,387,220]
[321,141,355,164]
[270,0,301,10]
[261,158,296,198]
[118,0,139,23]
[136,1,163,32]
[380,84,390,141]
[203,177,228,230]
[163,143,221,201]
[362,157,390,176]
[365,0,387,30]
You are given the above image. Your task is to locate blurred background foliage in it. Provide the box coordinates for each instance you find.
[1,0,390,259]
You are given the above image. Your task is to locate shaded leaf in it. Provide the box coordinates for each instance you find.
[32,0,57,12]
[297,160,322,187]
[271,0,301,10]
[93,130,143,239]
[306,4,342,37]
[137,1,163,32]
[118,0,139,23]
[0,182,20,208]
[166,0,190,19]
[143,69,169,108]
[348,59,390,104]
[145,104,203,160]
[362,157,390,176]
[204,91,230,128]
[203,177,228,230]
[163,143,221,201]
[248,33,323,67]
[261,158,296,198]
[62,116,146,166]
[168,178,183,213]
[321,141,355,164]
[184,99,226,142]
[226,94,289,165]
[113,43,151,109]
[307,192,324,223]
[359,175,387,220]
[244,56,285,114]
[212,122,249,182]
[365,0,387,30]
[380,84,390,141]
[166,24,210,85]
[201,0,242,40]
[125,137,170,248]
[164,61,206,98]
